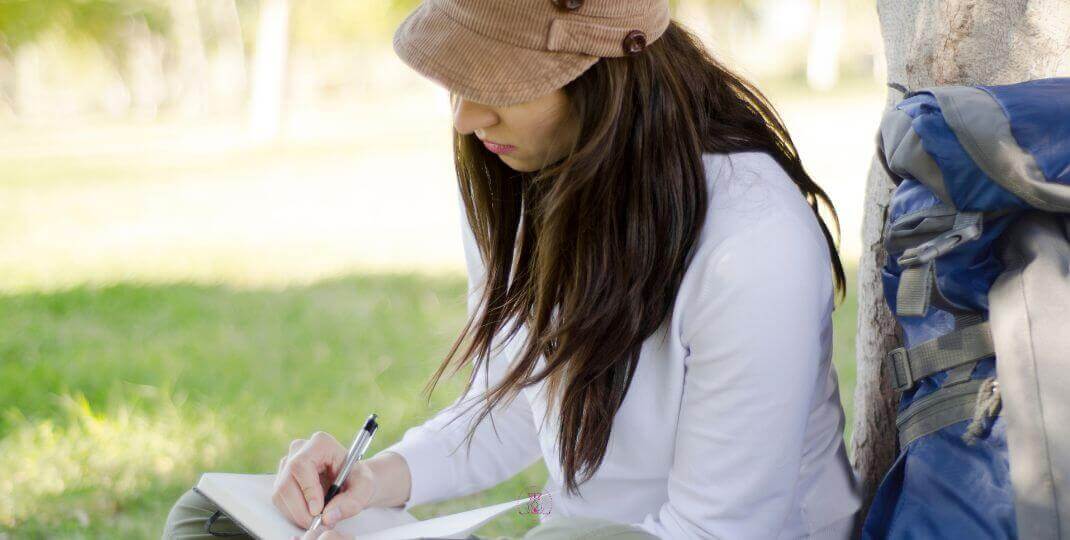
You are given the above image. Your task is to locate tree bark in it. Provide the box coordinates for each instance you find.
[852,0,1070,516]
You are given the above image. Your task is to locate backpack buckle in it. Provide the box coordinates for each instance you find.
[887,347,914,392]
[897,212,983,267]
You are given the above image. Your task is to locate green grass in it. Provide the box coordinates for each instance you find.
[0,271,856,538]
[834,273,859,445]
[0,274,543,538]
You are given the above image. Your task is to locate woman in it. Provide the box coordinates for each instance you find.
[164,0,862,538]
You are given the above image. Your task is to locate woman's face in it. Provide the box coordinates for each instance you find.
[451,90,579,172]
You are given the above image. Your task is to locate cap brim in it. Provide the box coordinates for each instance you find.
[393,1,599,107]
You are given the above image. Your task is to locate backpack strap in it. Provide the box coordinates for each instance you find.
[896,378,990,448]
[886,320,995,392]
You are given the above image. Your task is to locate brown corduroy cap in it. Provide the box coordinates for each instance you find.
[393,0,671,107]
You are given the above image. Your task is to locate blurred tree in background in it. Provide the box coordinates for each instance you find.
[0,0,882,130]
[0,0,170,116]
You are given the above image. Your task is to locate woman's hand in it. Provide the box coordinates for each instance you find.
[272,432,378,529]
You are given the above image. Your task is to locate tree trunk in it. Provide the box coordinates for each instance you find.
[168,0,210,116]
[122,15,167,119]
[806,0,845,91]
[852,0,1070,516]
[205,0,247,113]
[12,43,43,119]
[247,0,291,140]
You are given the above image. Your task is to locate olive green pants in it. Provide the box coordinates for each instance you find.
[162,489,660,540]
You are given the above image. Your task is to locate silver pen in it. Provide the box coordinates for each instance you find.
[307,413,379,532]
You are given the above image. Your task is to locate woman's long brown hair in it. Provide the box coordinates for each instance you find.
[422,20,846,496]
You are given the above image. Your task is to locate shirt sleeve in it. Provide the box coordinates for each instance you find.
[633,211,834,539]
[376,193,543,510]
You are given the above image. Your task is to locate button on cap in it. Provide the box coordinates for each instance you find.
[552,0,583,11]
[623,30,647,55]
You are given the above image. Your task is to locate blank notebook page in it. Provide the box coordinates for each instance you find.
[195,473,528,540]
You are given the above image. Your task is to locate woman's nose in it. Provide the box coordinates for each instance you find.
[452,96,498,135]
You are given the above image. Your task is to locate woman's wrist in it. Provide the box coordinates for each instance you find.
[363,451,412,509]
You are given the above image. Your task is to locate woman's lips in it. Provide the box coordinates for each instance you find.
[482,140,516,154]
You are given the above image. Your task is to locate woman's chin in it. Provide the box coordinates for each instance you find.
[497,154,536,172]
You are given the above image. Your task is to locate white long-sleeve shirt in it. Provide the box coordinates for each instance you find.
[379,150,862,539]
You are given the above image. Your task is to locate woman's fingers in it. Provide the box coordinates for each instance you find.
[274,473,314,528]
[289,457,326,516]
[272,432,347,526]
[274,438,307,487]
[271,487,301,528]
[289,438,306,456]
[272,438,307,527]
[272,433,341,528]
[272,439,307,525]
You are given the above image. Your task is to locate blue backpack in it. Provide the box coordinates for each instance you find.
[861,77,1070,539]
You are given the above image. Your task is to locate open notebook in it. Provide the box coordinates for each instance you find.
[194,473,528,540]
